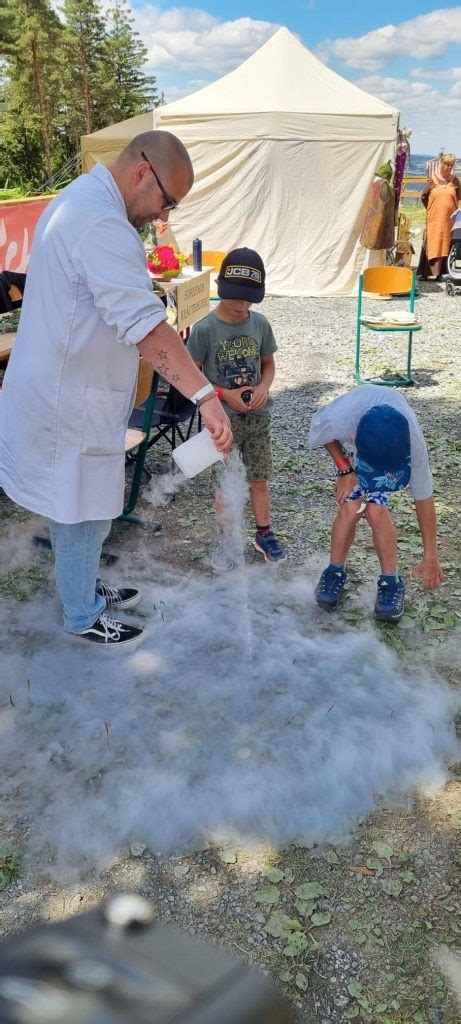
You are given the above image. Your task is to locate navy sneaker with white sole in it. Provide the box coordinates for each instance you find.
[315,566,347,611]
[253,531,287,564]
[374,574,405,622]
[96,582,142,610]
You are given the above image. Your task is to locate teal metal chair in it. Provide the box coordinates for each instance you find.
[355,266,422,387]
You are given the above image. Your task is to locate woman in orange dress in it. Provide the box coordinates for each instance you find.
[417,154,459,280]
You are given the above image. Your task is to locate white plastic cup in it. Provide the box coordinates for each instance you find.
[172,427,224,478]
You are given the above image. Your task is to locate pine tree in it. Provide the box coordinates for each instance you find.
[62,0,107,138]
[0,0,66,187]
[102,0,162,122]
[0,0,16,57]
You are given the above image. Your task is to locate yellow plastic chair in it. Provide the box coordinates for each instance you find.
[355,266,422,387]
[202,250,226,301]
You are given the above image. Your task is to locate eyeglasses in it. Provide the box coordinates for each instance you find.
[141,150,177,211]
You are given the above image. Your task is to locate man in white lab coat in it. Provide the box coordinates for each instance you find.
[0,131,232,647]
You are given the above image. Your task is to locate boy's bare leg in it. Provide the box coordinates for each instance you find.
[364,504,398,574]
[249,480,270,527]
[330,500,364,564]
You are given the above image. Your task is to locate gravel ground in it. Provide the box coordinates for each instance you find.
[0,279,460,1024]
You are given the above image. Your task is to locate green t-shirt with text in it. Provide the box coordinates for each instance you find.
[187,309,277,416]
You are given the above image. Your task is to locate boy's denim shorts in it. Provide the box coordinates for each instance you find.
[213,413,273,482]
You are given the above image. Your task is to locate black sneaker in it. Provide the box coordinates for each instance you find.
[75,613,144,647]
[96,582,142,610]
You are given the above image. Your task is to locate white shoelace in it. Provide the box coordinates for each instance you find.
[98,583,122,605]
[97,613,126,642]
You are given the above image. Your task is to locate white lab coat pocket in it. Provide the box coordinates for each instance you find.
[82,387,127,456]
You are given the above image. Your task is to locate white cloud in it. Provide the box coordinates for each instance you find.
[163,79,210,102]
[324,7,461,72]
[355,73,461,119]
[132,4,279,74]
[411,65,461,81]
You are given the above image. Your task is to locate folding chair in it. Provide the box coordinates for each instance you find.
[355,266,422,387]
[119,359,160,526]
[129,383,198,454]
[202,250,226,301]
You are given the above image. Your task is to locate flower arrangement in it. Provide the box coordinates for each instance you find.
[147,245,186,279]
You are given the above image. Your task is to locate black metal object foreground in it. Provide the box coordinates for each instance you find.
[0,895,295,1024]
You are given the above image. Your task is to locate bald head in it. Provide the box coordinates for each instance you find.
[109,130,194,229]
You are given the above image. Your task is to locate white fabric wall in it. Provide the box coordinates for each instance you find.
[162,137,393,296]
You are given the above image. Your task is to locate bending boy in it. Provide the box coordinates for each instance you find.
[309,384,443,621]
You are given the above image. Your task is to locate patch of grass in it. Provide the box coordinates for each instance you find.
[0,847,21,890]
[0,565,48,601]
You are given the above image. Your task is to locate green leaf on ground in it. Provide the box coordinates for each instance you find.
[295,972,309,991]
[365,858,383,872]
[265,868,285,883]
[399,869,416,883]
[255,884,280,905]
[355,931,368,944]
[294,882,326,900]
[295,899,318,918]
[264,914,302,938]
[398,615,415,630]
[0,848,21,890]
[283,932,309,956]
[347,980,363,998]
[324,849,340,865]
[372,841,394,859]
[380,878,403,897]
[310,911,332,927]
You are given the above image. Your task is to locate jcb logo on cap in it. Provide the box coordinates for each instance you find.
[224,266,262,284]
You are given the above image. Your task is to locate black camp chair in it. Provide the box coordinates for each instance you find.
[127,382,199,457]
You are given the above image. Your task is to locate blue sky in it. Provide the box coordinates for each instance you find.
[128,2,461,152]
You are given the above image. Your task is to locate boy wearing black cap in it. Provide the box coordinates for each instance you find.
[187,247,286,565]
[309,383,443,621]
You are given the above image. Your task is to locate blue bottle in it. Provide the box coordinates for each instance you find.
[193,237,202,271]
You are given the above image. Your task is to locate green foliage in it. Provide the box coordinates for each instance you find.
[0,847,21,889]
[0,0,163,190]
[0,0,66,186]
[102,0,162,123]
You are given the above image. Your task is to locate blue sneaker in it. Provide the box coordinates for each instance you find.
[254,530,287,564]
[315,565,347,611]
[374,574,405,622]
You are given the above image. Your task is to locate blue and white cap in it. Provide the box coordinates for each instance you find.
[355,405,411,495]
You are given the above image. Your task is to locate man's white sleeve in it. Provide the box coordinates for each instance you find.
[74,214,167,345]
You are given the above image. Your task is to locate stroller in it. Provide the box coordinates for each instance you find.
[446,210,461,295]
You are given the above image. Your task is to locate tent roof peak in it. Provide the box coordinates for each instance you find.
[160,26,398,117]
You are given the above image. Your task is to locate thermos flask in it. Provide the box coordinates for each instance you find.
[193,237,202,271]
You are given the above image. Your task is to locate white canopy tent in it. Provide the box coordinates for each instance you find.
[81,27,399,296]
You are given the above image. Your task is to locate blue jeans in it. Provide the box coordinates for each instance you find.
[49,519,112,633]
